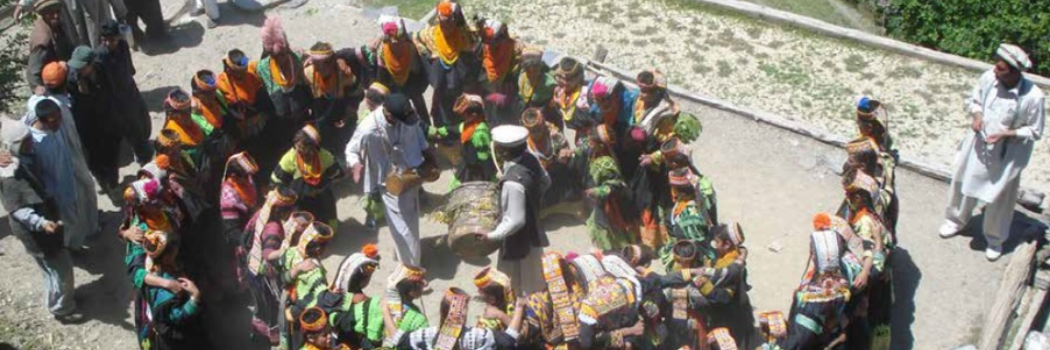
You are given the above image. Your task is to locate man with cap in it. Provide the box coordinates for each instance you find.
[939,43,1045,261]
[346,93,432,266]
[0,117,83,323]
[483,124,550,294]
[96,19,153,165]
[23,70,99,253]
[19,0,126,47]
[67,45,122,194]
[26,0,75,95]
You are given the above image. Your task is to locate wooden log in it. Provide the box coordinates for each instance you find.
[685,0,1050,89]
[980,240,1039,350]
[1008,288,1049,350]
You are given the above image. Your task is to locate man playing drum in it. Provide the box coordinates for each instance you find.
[482,125,550,294]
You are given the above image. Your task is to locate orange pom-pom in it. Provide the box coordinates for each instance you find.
[362,244,379,259]
[155,154,171,170]
[812,213,832,230]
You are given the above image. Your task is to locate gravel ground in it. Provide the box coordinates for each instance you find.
[0,0,1025,349]
[461,0,1050,196]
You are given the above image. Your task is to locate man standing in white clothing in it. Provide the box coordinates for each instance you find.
[346,93,431,266]
[939,43,1045,261]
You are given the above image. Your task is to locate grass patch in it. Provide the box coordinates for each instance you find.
[716,60,734,78]
[361,0,436,19]
[759,61,810,86]
[843,54,868,73]
[693,64,713,75]
[887,64,924,79]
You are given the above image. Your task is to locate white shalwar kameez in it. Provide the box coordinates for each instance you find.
[945,70,1045,248]
[346,107,428,266]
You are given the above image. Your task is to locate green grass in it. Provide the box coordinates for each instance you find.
[361,0,438,19]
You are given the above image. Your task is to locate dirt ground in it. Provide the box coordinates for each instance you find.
[0,0,1028,349]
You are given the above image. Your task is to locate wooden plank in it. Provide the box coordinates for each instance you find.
[980,240,1039,350]
[1008,288,1049,350]
[685,0,1050,89]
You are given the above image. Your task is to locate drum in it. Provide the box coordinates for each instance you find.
[444,181,501,259]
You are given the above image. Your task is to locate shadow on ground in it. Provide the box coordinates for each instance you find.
[961,210,1048,254]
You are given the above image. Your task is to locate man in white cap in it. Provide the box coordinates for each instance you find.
[939,43,1045,261]
[483,125,550,293]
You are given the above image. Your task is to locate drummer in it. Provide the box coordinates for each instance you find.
[483,125,550,294]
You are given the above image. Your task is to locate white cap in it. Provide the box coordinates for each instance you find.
[491,125,528,147]
[997,43,1031,71]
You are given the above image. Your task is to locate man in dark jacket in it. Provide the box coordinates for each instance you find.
[67,45,122,193]
[96,19,153,165]
[0,118,82,323]
[484,125,550,294]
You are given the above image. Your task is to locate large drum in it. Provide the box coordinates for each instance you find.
[443,181,501,259]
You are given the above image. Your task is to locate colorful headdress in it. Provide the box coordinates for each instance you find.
[261,16,288,54]
[453,94,484,116]
[192,70,217,93]
[300,124,322,144]
[482,19,505,41]
[520,48,545,69]
[369,82,391,97]
[845,137,878,160]
[570,254,606,290]
[388,263,427,289]
[855,96,883,121]
[434,288,469,350]
[521,108,544,128]
[281,210,314,250]
[845,171,879,198]
[137,156,169,180]
[621,245,644,267]
[378,15,407,39]
[636,69,667,92]
[725,222,745,247]
[553,57,584,84]
[541,252,579,340]
[473,267,514,305]
[164,88,192,112]
[758,311,788,340]
[668,167,693,188]
[224,152,258,178]
[299,307,328,333]
[224,49,250,70]
[436,0,458,19]
[297,221,334,256]
[157,129,182,149]
[144,230,170,258]
[129,178,164,204]
[673,240,697,264]
[601,255,642,307]
[811,229,841,274]
[330,245,380,291]
[308,41,335,61]
[590,77,620,99]
[707,328,738,350]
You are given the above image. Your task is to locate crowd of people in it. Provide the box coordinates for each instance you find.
[3,0,1047,349]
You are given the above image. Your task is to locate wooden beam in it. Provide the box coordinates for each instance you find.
[980,240,1039,350]
[1007,288,1048,350]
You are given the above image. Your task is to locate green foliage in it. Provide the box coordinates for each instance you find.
[0,0,30,113]
[885,0,1050,76]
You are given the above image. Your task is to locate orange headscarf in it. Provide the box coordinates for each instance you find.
[483,39,514,83]
[433,23,466,66]
[164,117,204,147]
[382,41,413,86]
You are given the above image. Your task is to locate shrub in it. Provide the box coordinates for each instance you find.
[0,0,29,113]
[885,0,1050,76]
